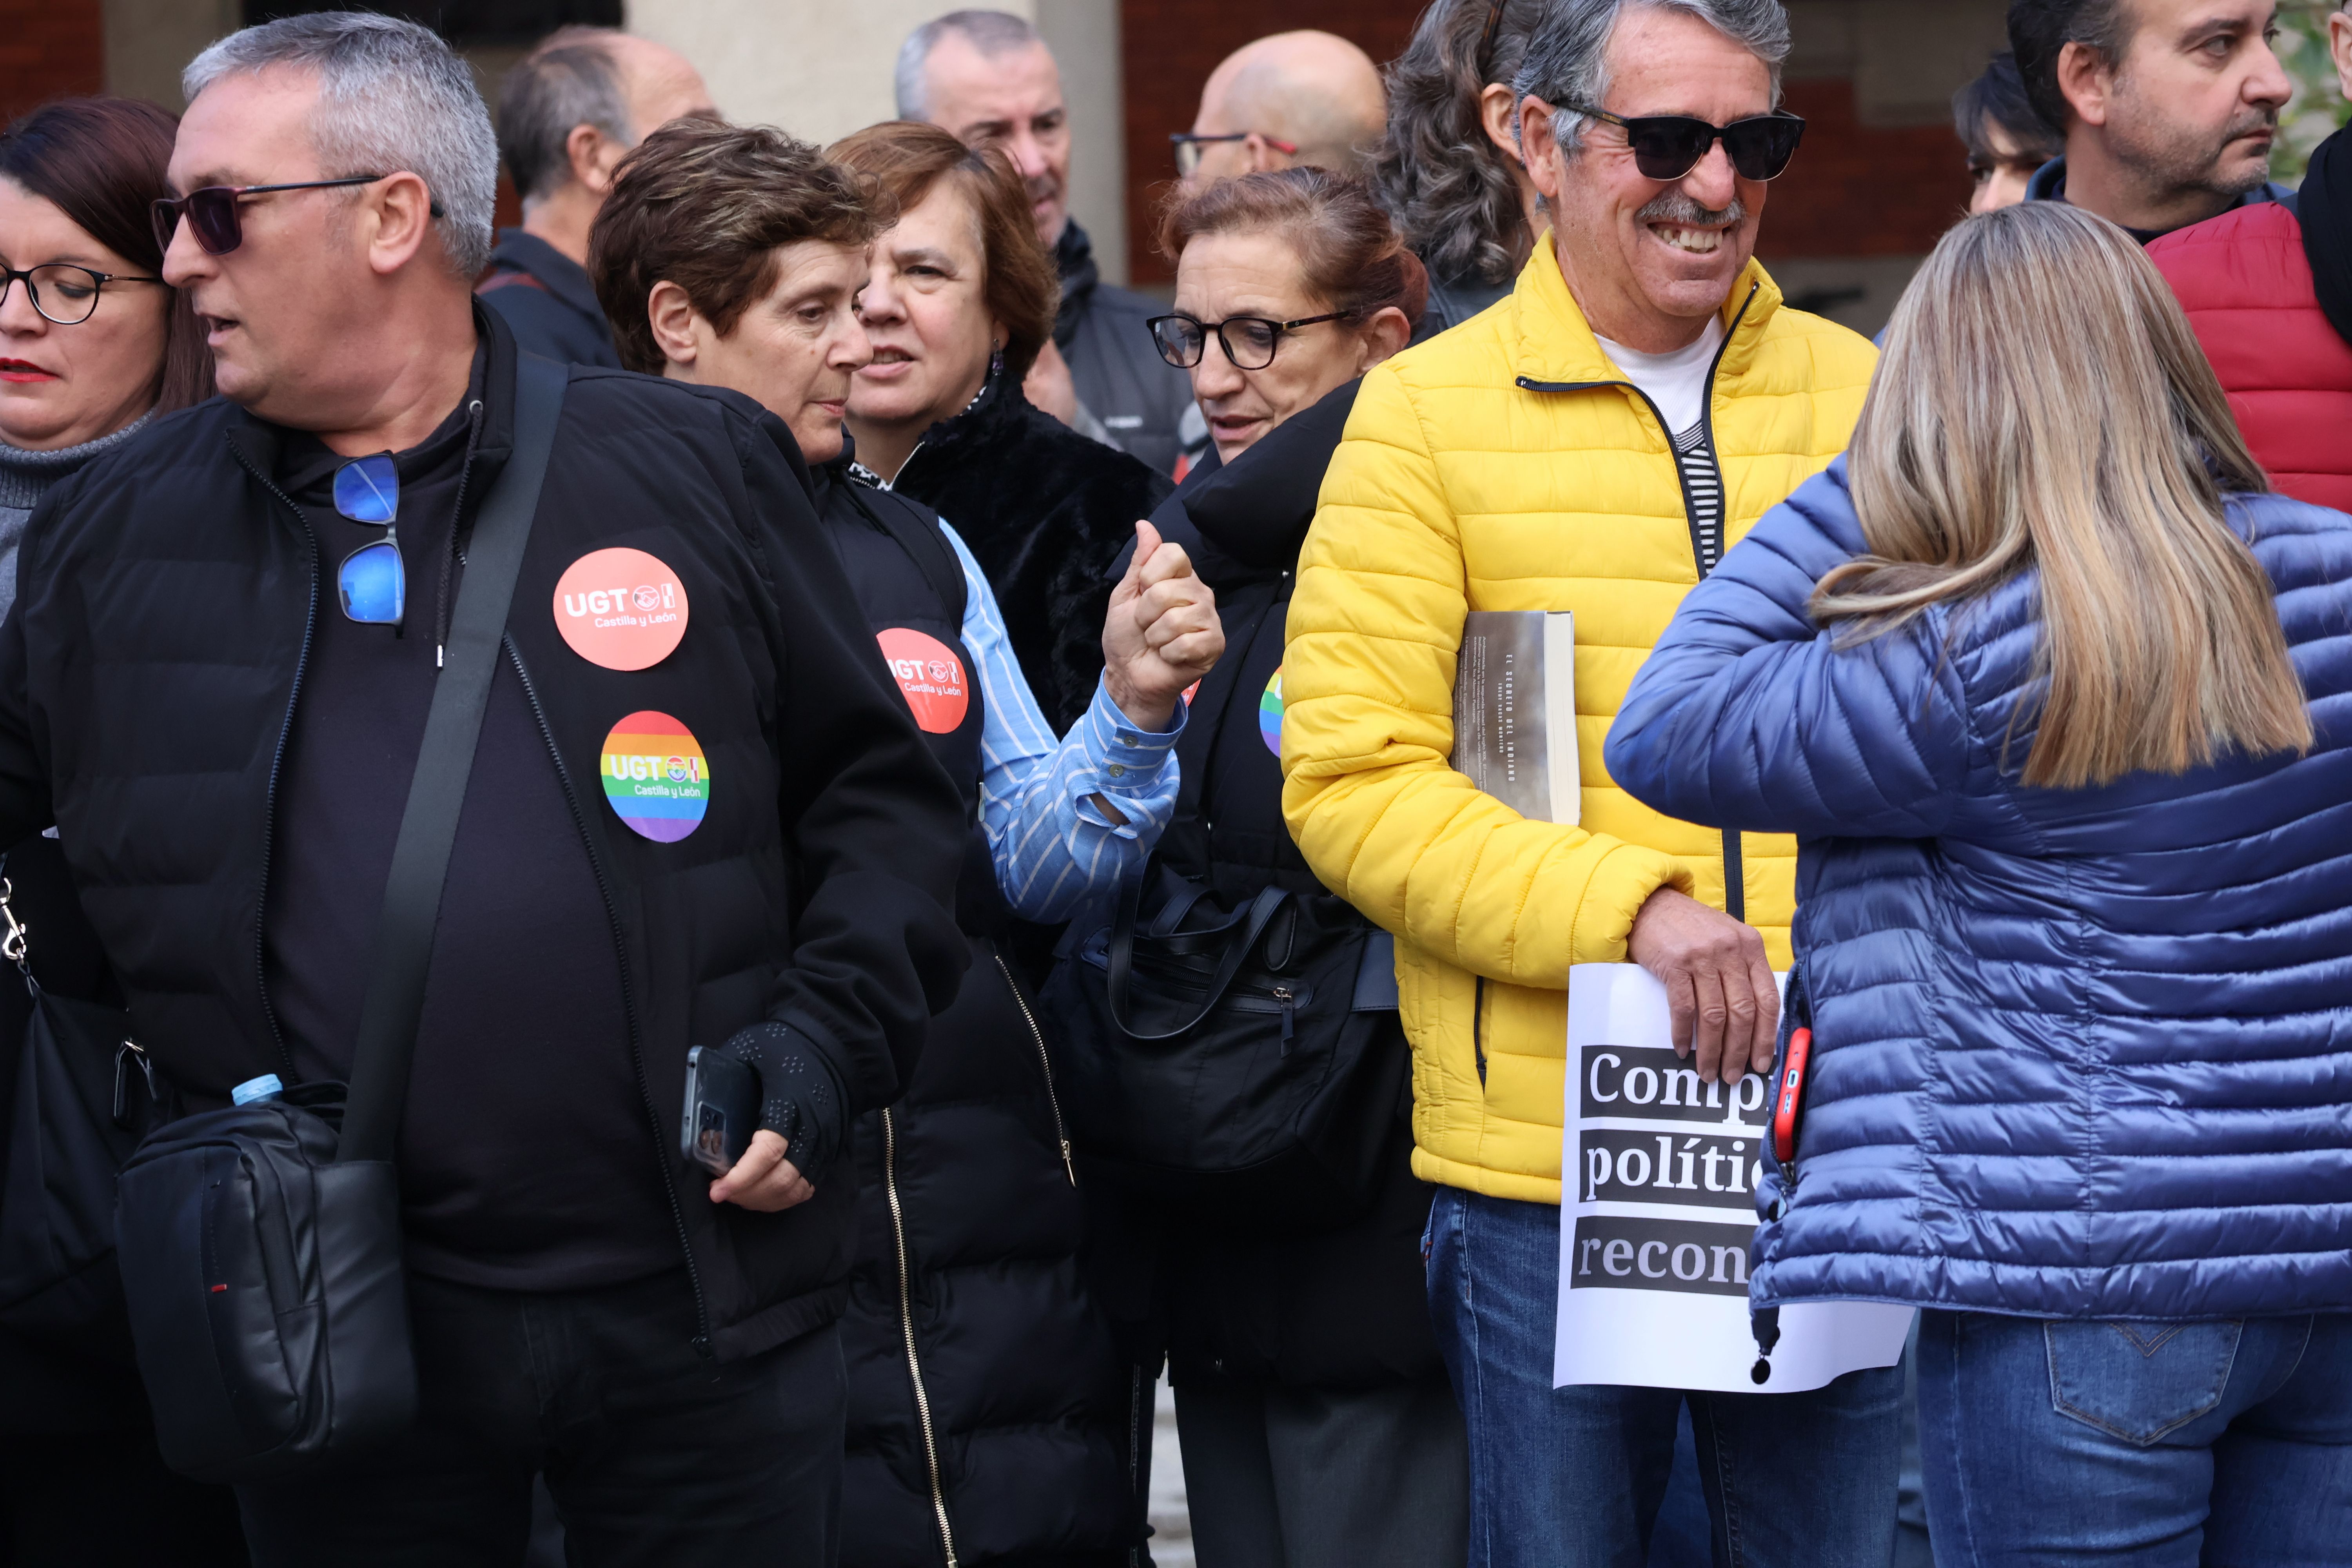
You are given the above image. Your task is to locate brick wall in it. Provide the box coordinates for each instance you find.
[1118,0,1971,281]
[1121,0,1421,280]
[0,0,105,123]
[1761,76,1971,258]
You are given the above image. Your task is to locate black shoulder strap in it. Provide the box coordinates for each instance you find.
[338,355,567,1164]
[856,483,969,633]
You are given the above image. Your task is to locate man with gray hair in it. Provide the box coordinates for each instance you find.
[1279,2,1900,1561]
[478,24,713,367]
[898,9,1194,474]
[2,12,968,1558]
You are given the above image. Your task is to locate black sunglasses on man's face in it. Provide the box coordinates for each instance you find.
[150,175,401,258]
[1570,108,1806,183]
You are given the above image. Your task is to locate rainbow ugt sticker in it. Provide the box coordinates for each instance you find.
[601,711,710,842]
[1259,666,1284,756]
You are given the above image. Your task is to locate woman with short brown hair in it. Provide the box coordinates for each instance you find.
[592,116,1221,1568]
[831,120,1172,733]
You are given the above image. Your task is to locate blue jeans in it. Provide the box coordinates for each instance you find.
[1424,1187,1902,1568]
[1918,1309,2352,1566]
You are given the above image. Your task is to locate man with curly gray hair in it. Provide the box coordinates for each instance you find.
[29,11,974,1559]
[1281,2,1898,1562]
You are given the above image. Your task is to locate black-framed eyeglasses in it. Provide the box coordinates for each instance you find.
[1570,107,1806,183]
[1148,310,1356,372]
[333,452,405,626]
[150,175,399,258]
[1169,131,1299,179]
[0,263,163,326]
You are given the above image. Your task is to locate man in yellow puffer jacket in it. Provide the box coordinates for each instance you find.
[1282,0,1894,1561]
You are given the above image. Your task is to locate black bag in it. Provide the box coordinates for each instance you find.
[112,356,566,1485]
[1044,862,1405,1228]
[0,870,162,1359]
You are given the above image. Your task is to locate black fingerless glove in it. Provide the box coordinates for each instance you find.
[717,1022,846,1178]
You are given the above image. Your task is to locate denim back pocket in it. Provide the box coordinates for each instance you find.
[2044,1320,2243,1445]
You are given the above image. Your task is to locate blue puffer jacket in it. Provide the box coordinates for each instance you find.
[1604,460,2352,1321]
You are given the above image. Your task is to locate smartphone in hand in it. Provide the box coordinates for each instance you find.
[681,1046,760,1177]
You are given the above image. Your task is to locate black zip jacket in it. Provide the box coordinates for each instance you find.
[813,457,1141,1566]
[0,311,970,1359]
[1125,381,1446,1391]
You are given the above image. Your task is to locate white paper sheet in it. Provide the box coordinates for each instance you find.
[1553,963,1913,1394]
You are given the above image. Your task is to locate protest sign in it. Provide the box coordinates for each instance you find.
[1554,964,1913,1393]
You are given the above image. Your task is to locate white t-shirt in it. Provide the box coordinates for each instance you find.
[1593,316,1726,437]
[1595,317,1730,573]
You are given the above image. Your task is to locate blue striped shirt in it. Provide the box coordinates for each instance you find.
[940,522,1182,922]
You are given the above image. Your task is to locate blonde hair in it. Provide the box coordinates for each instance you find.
[1811,201,2309,790]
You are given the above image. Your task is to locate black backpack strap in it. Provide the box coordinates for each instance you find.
[339,355,567,1163]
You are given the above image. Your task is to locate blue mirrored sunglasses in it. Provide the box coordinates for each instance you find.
[333,453,403,626]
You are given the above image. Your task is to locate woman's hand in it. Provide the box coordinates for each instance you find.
[1103,519,1223,731]
[708,1129,816,1211]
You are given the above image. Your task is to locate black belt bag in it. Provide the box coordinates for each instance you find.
[113,357,566,1485]
[1044,863,1404,1229]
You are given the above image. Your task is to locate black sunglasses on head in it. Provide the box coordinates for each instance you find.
[150,174,441,257]
[1571,107,1806,183]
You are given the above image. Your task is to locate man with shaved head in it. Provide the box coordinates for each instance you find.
[480,26,714,367]
[899,9,1194,473]
[1176,30,1388,192]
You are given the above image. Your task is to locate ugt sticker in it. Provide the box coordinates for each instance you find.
[601,711,709,842]
[556,547,689,670]
[876,628,969,735]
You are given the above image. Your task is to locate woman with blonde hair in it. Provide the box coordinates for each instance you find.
[1606,199,2352,1564]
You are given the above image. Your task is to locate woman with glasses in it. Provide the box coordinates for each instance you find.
[0,96,236,1568]
[1371,0,1551,338]
[831,121,1172,735]
[0,98,210,620]
[1061,168,1464,1568]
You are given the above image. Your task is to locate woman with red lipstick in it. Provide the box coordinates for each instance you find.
[0,97,235,1568]
[0,99,210,623]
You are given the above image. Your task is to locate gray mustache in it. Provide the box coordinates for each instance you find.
[1636,192,1748,227]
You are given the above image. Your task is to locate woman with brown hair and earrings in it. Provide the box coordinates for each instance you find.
[0,96,236,1567]
[831,121,1173,736]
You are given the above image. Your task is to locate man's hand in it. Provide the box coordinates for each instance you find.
[1625,886,1778,1085]
[709,1129,815,1212]
[1103,519,1223,731]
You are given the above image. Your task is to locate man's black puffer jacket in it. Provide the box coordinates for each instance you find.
[0,312,971,1361]
[884,369,1172,735]
[811,459,1141,1566]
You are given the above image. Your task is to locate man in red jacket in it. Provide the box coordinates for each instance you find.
[2147,3,2352,512]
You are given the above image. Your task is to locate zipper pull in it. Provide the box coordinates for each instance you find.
[1274,985,1296,1051]
[1059,1138,1076,1187]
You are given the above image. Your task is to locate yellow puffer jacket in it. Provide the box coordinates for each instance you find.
[1280,241,1875,1204]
